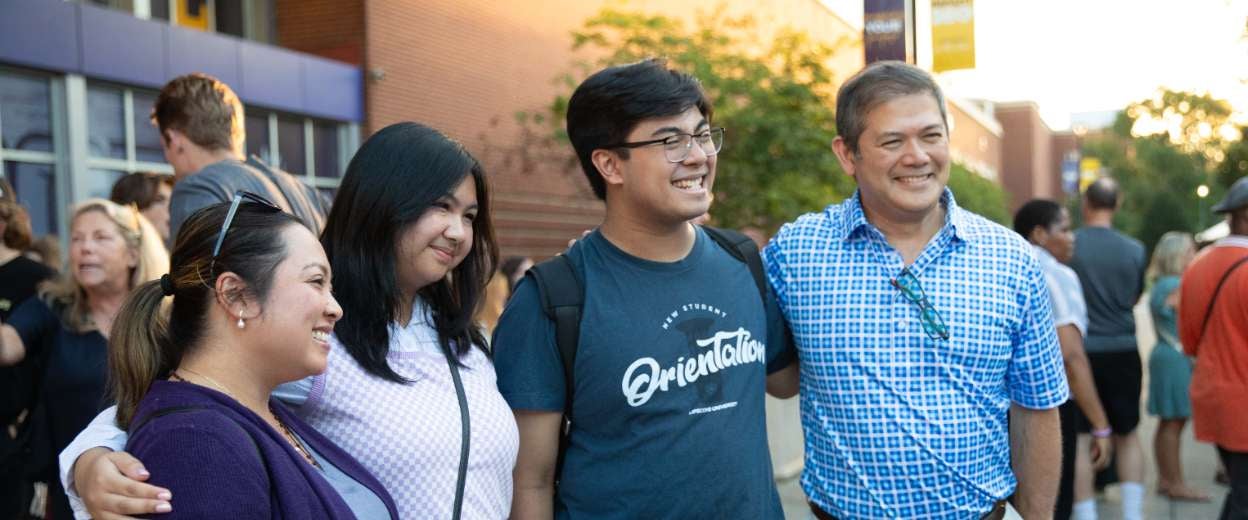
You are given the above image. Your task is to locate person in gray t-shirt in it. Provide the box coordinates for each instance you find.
[1068,177,1147,520]
[151,73,326,239]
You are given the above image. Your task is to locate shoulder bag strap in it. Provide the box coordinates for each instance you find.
[441,348,470,520]
[1197,254,1248,347]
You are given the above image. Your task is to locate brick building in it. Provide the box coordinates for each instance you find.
[278,0,865,258]
[3,0,1037,258]
[996,101,1062,211]
[1,0,867,259]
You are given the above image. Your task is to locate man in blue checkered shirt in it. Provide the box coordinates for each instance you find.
[763,62,1069,519]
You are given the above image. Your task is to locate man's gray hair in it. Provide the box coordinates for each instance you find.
[835,61,948,155]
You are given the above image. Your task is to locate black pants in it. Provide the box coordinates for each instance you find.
[1219,446,1248,520]
[1055,401,1078,519]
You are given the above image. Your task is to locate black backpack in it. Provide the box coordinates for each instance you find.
[525,226,770,478]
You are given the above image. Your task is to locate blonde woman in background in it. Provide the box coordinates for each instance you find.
[1146,231,1209,501]
[0,199,167,519]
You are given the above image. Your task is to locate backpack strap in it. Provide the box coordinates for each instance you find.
[703,226,769,304]
[525,254,583,481]
[528,254,584,403]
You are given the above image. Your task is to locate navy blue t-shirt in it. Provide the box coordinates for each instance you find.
[493,227,793,520]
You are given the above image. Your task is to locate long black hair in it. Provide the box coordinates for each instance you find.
[321,122,497,382]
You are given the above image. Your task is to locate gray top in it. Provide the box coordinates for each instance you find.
[169,157,328,239]
[1070,226,1146,352]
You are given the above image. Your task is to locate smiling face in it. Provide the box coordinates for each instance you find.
[69,209,137,294]
[394,176,478,299]
[251,224,342,380]
[833,93,950,224]
[607,106,717,225]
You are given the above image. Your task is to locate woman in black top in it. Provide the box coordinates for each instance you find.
[0,199,166,519]
[0,199,57,518]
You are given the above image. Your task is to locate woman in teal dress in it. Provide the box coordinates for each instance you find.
[1147,231,1207,501]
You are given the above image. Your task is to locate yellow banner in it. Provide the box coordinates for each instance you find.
[174,0,211,32]
[932,0,975,73]
[1079,157,1101,193]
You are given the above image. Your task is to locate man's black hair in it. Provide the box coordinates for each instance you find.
[565,58,713,200]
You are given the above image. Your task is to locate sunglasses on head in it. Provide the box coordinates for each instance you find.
[208,191,282,276]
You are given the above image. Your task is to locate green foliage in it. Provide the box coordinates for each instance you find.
[1082,109,1216,252]
[946,163,1010,225]
[1216,126,1248,189]
[1125,89,1236,164]
[524,8,854,230]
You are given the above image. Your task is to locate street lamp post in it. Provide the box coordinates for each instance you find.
[1197,184,1210,231]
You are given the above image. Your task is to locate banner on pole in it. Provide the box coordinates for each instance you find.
[932,0,975,72]
[864,0,912,64]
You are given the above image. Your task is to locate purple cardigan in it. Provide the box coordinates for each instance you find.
[126,381,398,519]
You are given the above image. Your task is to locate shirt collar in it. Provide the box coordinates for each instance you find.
[1032,243,1058,266]
[393,297,433,333]
[835,187,973,244]
[1215,234,1248,249]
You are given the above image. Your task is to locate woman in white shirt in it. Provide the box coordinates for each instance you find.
[61,122,519,519]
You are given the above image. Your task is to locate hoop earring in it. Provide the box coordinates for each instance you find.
[237,317,245,329]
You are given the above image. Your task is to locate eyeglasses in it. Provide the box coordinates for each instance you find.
[209,190,281,276]
[890,268,950,341]
[604,127,725,163]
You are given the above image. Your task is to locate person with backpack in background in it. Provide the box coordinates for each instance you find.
[493,58,798,520]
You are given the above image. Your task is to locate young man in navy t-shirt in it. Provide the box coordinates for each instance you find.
[493,59,798,520]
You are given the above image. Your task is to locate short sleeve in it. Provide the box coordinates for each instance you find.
[1043,274,1081,335]
[1006,257,1070,410]
[8,298,59,360]
[762,270,796,374]
[490,276,567,412]
[762,237,790,316]
[128,416,271,519]
[59,405,128,517]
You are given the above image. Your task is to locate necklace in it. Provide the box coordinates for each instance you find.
[174,367,233,396]
[168,370,322,470]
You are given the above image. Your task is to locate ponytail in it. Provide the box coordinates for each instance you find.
[106,200,301,429]
[108,280,173,430]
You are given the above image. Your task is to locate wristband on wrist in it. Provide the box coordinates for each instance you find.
[1091,427,1113,438]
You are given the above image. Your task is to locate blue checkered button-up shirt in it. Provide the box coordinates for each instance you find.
[763,190,1069,519]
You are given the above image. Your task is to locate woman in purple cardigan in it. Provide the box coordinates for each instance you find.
[107,194,398,519]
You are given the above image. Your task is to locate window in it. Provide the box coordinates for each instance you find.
[0,70,59,236]
[85,82,172,200]
[242,108,349,185]
[86,0,276,44]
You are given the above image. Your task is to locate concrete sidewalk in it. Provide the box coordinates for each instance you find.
[770,292,1228,519]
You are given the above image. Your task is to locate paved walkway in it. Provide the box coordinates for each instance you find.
[774,294,1228,519]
